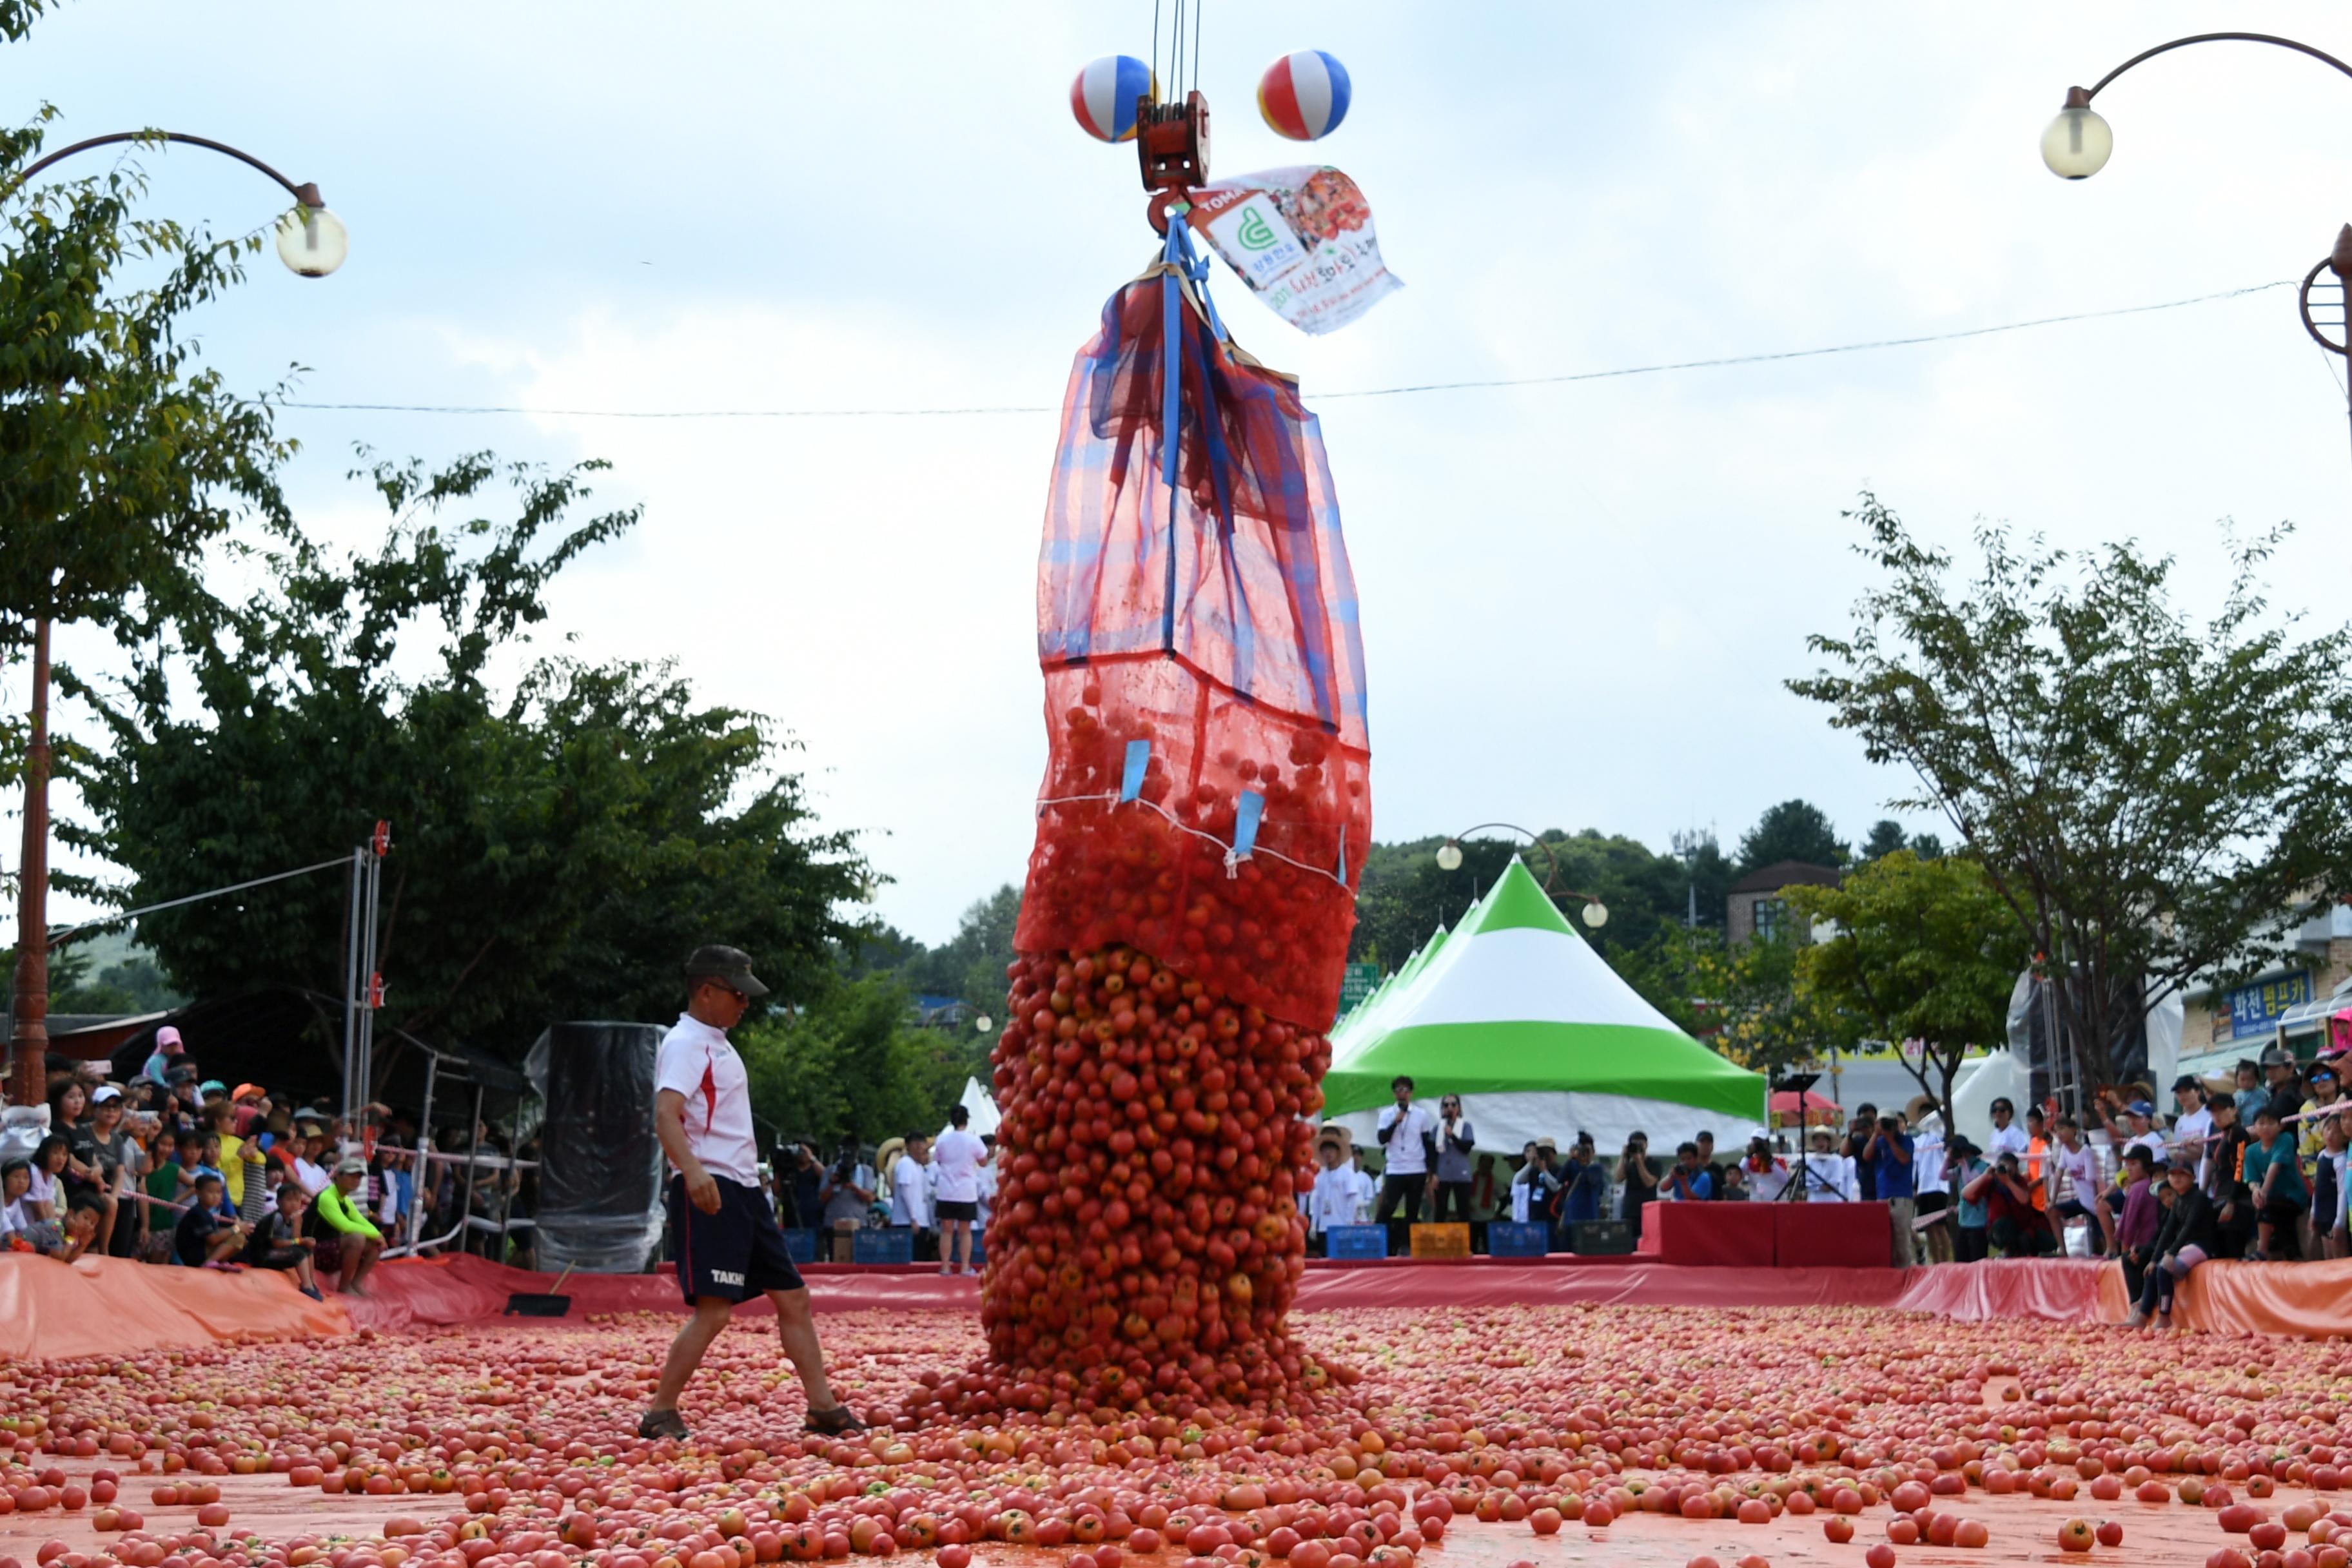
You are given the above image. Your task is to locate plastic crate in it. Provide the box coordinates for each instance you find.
[852,1226,916,1265]
[779,1227,818,1264]
[1324,1224,1388,1260]
[1410,1222,1471,1259]
[1487,1220,1551,1258]
[1569,1219,1634,1255]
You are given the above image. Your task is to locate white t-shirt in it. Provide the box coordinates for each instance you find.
[890,1155,932,1228]
[932,1129,986,1204]
[1912,1133,1946,1191]
[1349,1166,1377,1220]
[23,1165,56,1213]
[293,1157,331,1196]
[0,1195,34,1235]
[975,1157,997,1222]
[1986,1123,2030,1162]
[654,1014,761,1188]
[1800,1153,1857,1202]
[2171,1107,2214,1178]
[1309,1165,1357,1232]
[2050,1140,2099,1204]
[1376,1102,1438,1175]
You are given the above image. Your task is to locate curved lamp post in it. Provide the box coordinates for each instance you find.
[2043,35,2352,454]
[2041,32,2352,181]
[1433,822,1609,930]
[6,131,344,1107]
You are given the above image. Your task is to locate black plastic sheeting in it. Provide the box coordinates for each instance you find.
[524,1022,665,1273]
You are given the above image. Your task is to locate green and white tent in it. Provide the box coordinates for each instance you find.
[1324,859,1768,1156]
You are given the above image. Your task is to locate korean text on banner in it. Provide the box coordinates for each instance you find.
[1185,166,1401,336]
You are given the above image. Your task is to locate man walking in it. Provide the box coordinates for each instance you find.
[640,945,862,1442]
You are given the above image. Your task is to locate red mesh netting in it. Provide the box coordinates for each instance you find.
[1013,262,1371,1032]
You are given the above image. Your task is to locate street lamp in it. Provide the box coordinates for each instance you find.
[6,130,342,1107]
[2044,34,2352,453]
[2041,32,2352,181]
[1433,822,1609,930]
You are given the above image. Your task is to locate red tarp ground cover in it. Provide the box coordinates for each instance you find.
[13,1251,2350,1360]
[0,1253,346,1359]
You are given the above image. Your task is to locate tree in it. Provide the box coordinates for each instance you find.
[1791,495,2352,1088]
[1613,919,1839,1077]
[64,454,873,1067]
[1736,799,1847,873]
[2,105,294,1095]
[1860,819,1908,862]
[1783,851,2030,1128]
[738,972,967,1148]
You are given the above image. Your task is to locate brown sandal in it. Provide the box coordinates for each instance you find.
[803,1404,866,1436]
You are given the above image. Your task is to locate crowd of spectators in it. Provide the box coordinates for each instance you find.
[1304,1059,2352,1288]
[0,1027,539,1295]
[762,1106,999,1275]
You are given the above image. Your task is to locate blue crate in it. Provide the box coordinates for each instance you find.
[1325,1224,1389,1260]
[852,1226,916,1265]
[779,1227,818,1264]
[1487,1220,1551,1258]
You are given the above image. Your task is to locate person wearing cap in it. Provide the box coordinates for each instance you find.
[2260,1045,2307,1126]
[1308,1132,1356,1247]
[314,1155,386,1293]
[140,1026,186,1088]
[2127,1155,2220,1328]
[642,945,860,1444]
[1799,1126,1857,1202]
[291,1123,333,1196]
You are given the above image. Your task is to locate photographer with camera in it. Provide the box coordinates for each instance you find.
[1861,1110,1918,1266]
[1616,1131,1660,1242]
[819,1136,876,1261]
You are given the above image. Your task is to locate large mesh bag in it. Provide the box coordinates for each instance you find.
[1014,240,1371,1032]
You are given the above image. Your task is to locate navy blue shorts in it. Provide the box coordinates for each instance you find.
[668,1173,803,1304]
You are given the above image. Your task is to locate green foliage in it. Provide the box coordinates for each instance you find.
[738,972,972,1148]
[0,3,54,43]
[1614,919,1839,1075]
[0,121,291,651]
[1735,799,1847,874]
[1349,829,1707,969]
[64,454,872,1061]
[1792,494,2352,1084]
[1860,819,1945,863]
[1784,851,2030,1125]
[896,885,1021,1017]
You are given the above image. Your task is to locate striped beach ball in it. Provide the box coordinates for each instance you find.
[1257,50,1351,141]
[1070,55,1155,143]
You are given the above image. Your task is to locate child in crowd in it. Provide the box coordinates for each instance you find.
[173,1171,250,1266]
[243,1183,325,1299]
[1946,1136,1991,1262]
[2242,1104,2308,1262]
[2128,1156,2219,1329]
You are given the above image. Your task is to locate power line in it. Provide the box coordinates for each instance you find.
[279,279,2294,422]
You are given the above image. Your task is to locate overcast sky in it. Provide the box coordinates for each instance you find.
[10,2,2352,948]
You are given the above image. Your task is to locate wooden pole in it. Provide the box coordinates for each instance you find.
[9,615,52,1107]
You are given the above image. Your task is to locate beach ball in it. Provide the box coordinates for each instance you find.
[1257,50,1351,141]
[1070,55,1155,142]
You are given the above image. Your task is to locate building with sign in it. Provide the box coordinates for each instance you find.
[2178,901,2352,1070]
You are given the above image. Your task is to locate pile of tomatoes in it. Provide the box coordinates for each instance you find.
[1013,667,1368,1031]
[948,943,1339,1418]
[5,1306,2352,1568]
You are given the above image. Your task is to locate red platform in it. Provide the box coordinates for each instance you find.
[1626,1200,1889,1268]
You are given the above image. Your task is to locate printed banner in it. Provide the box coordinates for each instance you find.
[1185,166,1400,336]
